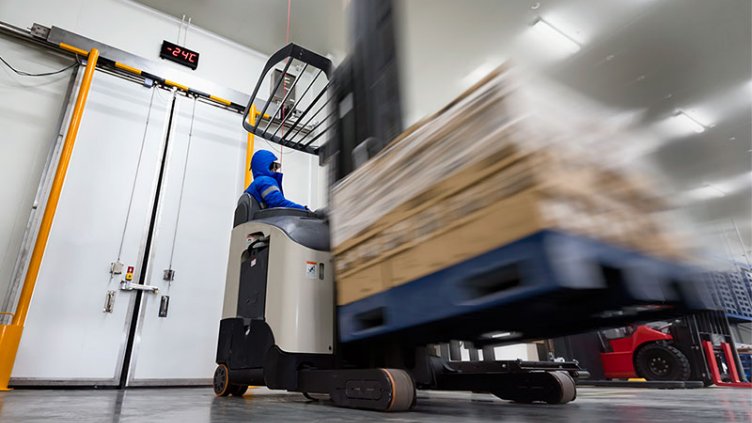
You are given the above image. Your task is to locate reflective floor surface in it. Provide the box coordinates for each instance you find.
[1,385,750,422]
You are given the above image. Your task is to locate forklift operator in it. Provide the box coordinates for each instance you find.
[245,149,308,210]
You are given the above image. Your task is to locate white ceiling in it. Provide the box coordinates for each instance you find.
[135,0,751,254]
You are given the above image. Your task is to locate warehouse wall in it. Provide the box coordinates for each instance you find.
[0,0,328,209]
[0,3,328,317]
[0,0,266,95]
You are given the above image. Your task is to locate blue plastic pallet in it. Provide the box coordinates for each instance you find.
[740,353,752,380]
[338,229,712,344]
[728,270,752,319]
[708,266,752,321]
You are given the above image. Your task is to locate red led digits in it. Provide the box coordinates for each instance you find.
[160,41,199,69]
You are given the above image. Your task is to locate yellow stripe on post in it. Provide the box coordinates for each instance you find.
[245,104,257,188]
[59,42,89,57]
[114,62,142,76]
[209,95,232,106]
[0,48,100,391]
[164,79,188,91]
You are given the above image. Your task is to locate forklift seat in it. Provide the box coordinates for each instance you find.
[234,193,263,227]
[233,193,317,228]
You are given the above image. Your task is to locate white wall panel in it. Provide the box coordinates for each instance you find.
[0,36,76,316]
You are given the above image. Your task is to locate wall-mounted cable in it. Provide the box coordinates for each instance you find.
[0,54,77,76]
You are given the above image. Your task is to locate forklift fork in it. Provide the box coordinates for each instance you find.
[702,340,752,388]
[434,360,586,404]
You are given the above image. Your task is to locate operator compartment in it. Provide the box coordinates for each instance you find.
[218,193,333,372]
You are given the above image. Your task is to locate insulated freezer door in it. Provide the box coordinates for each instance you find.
[126,97,246,385]
[11,73,171,385]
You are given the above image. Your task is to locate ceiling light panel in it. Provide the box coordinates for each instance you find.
[671,111,706,133]
[529,17,581,56]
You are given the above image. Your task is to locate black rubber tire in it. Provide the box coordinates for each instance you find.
[546,371,577,404]
[494,371,576,405]
[634,343,691,381]
[229,384,248,397]
[213,364,231,397]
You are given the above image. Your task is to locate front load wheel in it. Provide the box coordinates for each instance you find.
[325,368,416,411]
[634,343,690,381]
[493,371,577,405]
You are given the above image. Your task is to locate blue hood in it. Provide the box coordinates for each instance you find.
[251,149,283,186]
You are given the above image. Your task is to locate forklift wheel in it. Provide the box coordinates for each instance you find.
[382,369,416,412]
[634,343,690,381]
[549,371,576,404]
[213,364,232,396]
[494,371,576,404]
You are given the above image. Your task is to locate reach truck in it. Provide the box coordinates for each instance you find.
[213,0,713,411]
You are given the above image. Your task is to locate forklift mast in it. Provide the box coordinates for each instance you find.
[324,0,403,184]
[240,0,403,185]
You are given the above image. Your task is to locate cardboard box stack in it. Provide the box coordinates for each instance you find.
[330,66,687,305]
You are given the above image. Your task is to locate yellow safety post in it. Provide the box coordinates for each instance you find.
[244,104,257,189]
[0,48,100,391]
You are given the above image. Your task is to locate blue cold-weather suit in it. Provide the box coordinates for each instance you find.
[245,150,307,210]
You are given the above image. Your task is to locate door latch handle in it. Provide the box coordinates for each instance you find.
[120,280,159,293]
[103,290,116,313]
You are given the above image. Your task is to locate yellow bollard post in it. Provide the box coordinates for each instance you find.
[0,48,100,391]
[244,104,257,189]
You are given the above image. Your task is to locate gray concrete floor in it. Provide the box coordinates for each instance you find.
[0,386,750,423]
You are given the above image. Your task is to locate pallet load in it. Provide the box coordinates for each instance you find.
[330,66,691,306]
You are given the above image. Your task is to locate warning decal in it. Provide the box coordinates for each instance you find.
[305,261,317,279]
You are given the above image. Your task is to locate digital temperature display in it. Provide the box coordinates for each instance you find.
[160,40,199,70]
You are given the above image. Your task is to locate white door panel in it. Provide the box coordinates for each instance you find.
[12,73,171,383]
[129,97,246,383]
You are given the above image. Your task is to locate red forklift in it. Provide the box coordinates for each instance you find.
[597,311,751,387]
[600,323,688,381]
